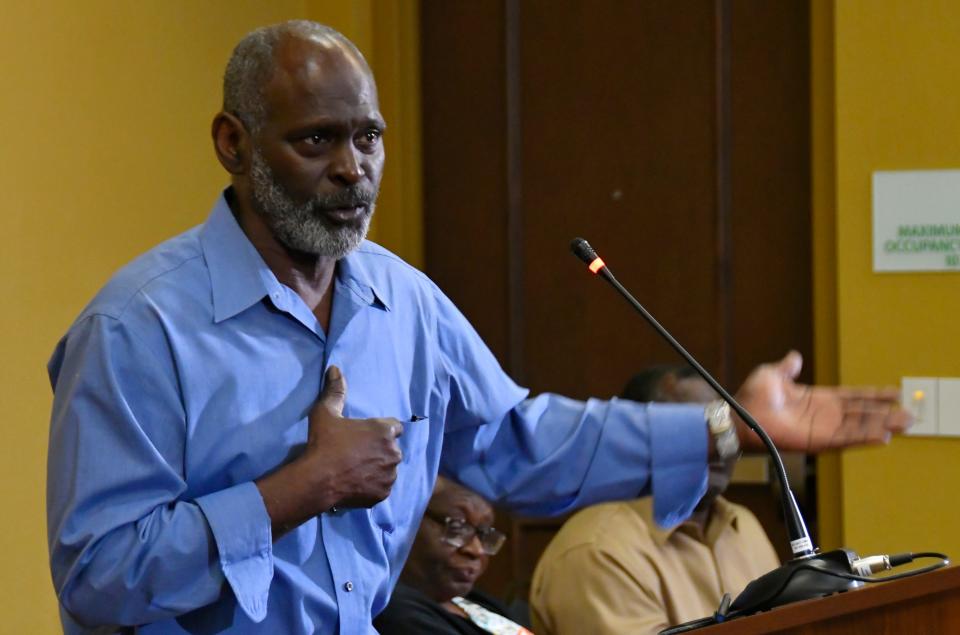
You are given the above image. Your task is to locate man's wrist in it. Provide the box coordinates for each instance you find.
[730,408,761,452]
[256,457,341,537]
[705,400,740,461]
[706,423,718,459]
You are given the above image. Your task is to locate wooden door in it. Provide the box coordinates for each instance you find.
[421,0,812,602]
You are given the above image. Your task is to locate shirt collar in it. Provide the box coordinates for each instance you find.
[336,245,392,312]
[200,190,391,323]
[200,191,285,323]
[634,496,740,547]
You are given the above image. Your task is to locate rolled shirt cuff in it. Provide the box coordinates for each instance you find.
[649,402,709,529]
[196,481,274,622]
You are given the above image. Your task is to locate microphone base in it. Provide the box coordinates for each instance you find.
[729,548,863,616]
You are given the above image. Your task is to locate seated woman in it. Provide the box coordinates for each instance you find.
[374,476,533,635]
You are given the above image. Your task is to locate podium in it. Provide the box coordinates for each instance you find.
[698,564,960,634]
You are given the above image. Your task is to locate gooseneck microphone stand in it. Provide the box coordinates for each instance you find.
[569,238,947,628]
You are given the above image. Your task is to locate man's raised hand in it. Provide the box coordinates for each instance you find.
[304,365,403,508]
[733,351,913,453]
[256,365,403,537]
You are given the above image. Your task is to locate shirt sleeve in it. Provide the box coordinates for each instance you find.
[431,286,707,525]
[47,314,273,627]
[529,543,670,635]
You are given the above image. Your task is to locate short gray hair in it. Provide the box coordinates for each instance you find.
[222,20,364,133]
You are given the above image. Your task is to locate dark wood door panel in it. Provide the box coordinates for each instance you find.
[517,0,722,399]
[420,0,813,604]
[421,0,512,360]
[729,0,813,385]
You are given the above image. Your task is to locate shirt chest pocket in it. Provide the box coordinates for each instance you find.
[369,415,434,536]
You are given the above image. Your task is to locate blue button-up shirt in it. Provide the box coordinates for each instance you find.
[47,193,708,634]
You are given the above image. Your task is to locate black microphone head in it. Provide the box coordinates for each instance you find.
[570,237,598,264]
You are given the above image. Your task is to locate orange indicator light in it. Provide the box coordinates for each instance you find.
[588,257,605,274]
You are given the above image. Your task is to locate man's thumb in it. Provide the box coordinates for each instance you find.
[320,365,348,416]
[778,350,803,380]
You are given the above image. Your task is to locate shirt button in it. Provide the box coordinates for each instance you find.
[344,581,354,592]
[330,506,339,514]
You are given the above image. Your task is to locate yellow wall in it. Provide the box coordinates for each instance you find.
[810,0,842,551]
[815,0,960,559]
[0,2,420,631]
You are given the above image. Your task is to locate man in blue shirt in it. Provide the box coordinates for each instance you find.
[46,20,910,635]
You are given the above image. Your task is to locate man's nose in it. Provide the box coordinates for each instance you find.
[460,534,485,558]
[329,141,364,185]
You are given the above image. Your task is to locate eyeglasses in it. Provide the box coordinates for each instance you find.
[423,510,507,555]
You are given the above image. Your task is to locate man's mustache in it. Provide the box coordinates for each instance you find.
[314,186,377,209]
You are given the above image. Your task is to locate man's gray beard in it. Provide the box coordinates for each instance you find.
[250,149,376,258]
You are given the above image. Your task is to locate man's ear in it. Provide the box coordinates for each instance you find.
[212,111,250,175]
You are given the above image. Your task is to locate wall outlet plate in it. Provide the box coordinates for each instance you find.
[937,378,960,436]
[902,377,938,436]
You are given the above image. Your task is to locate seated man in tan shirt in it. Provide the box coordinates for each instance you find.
[529,365,780,635]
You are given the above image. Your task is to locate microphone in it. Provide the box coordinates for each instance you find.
[569,237,862,618]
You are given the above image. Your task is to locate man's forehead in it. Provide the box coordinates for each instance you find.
[674,375,717,402]
[433,485,492,517]
[272,34,373,91]
[256,36,380,128]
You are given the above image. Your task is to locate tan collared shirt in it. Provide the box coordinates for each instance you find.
[529,496,779,635]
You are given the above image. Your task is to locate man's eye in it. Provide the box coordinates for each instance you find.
[358,129,382,146]
[307,133,334,145]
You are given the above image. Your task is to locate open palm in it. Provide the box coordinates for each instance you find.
[733,351,912,453]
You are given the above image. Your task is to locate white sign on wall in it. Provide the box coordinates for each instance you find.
[873,169,960,272]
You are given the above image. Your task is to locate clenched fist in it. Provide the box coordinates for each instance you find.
[305,365,403,508]
[256,365,404,537]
